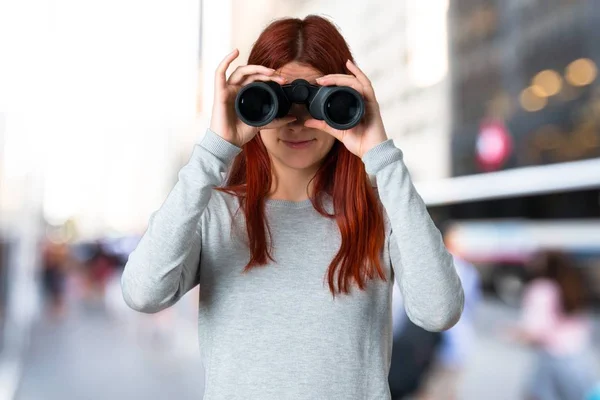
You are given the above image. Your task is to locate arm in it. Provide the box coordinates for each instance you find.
[362,140,464,332]
[121,129,241,313]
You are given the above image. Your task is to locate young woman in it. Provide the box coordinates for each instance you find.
[121,15,464,400]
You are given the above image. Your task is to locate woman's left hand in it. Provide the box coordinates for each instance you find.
[304,59,389,158]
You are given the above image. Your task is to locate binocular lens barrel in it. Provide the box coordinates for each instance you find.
[236,84,278,126]
[325,90,361,128]
[235,80,364,130]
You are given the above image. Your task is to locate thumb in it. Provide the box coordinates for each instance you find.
[304,119,342,141]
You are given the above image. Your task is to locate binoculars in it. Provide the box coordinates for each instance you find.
[235,79,365,130]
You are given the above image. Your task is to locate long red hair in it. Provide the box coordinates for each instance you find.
[216,15,386,295]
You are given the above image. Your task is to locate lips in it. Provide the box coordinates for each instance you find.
[281,139,316,149]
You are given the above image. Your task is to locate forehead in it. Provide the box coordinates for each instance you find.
[276,62,323,84]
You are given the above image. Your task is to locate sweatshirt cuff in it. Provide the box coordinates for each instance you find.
[198,128,243,164]
[361,139,404,175]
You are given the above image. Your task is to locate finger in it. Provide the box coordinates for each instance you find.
[345,60,376,98]
[261,116,297,130]
[215,49,239,89]
[316,74,359,85]
[345,60,371,88]
[240,74,287,87]
[315,75,364,96]
[304,119,344,142]
[317,74,355,80]
[228,65,277,85]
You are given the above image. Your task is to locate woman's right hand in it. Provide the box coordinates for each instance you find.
[209,49,296,147]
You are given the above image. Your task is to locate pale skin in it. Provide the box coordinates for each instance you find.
[209,48,389,202]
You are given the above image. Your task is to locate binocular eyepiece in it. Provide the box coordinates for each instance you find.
[235,79,365,130]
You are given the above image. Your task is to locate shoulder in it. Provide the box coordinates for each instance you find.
[202,189,242,223]
[200,189,248,246]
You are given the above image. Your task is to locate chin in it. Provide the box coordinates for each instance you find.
[276,154,323,171]
[282,160,320,171]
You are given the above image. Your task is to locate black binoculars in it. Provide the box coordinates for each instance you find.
[235,78,365,130]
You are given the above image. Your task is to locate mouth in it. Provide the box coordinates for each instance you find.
[281,139,316,149]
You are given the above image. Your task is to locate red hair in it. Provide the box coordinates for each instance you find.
[216,15,386,295]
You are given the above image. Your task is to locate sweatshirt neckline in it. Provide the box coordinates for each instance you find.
[265,198,314,209]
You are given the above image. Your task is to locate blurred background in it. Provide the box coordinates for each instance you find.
[1,0,599,399]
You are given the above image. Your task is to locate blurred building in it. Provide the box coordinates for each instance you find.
[0,109,44,398]
[0,2,201,397]
[0,112,5,349]
[424,0,600,217]
[418,0,600,304]
[25,1,202,239]
[420,0,600,219]
[449,0,600,176]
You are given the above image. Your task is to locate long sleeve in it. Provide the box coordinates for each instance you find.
[121,129,242,313]
[362,139,464,332]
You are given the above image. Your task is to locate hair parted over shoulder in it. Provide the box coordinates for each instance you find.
[216,15,387,296]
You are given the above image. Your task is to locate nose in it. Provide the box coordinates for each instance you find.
[285,104,310,133]
[287,103,310,121]
[286,118,305,134]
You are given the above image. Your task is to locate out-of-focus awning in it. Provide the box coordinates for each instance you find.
[415,158,600,206]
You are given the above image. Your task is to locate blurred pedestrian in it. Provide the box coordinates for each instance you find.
[508,250,598,400]
[40,236,70,320]
[388,282,443,400]
[85,241,120,304]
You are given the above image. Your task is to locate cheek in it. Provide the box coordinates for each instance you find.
[258,129,279,148]
[318,135,337,153]
[311,139,336,164]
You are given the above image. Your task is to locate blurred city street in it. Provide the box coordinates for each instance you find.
[14,279,205,400]
[2,0,600,399]
[11,286,600,400]
[464,299,600,400]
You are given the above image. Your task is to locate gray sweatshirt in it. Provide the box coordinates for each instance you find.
[121,128,464,400]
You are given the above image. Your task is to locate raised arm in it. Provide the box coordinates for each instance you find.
[362,140,465,332]
[121,130,242,313]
